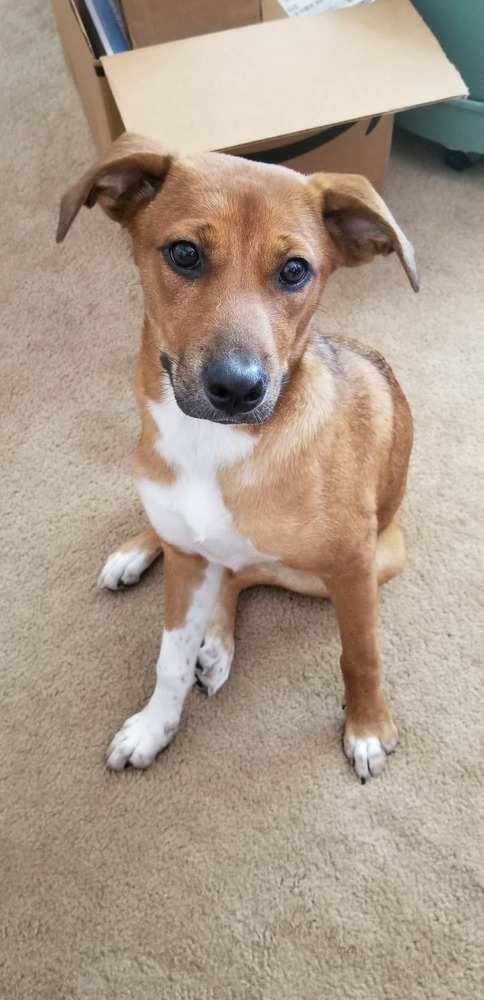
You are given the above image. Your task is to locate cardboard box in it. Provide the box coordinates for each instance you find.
[119,0,262,48]
[52,0,123,150]
[52,0,467,190]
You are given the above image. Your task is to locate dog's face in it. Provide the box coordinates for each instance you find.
[57,134,418,425]
[134,156,331,424]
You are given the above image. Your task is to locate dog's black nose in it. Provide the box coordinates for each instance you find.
[203,355,267,415]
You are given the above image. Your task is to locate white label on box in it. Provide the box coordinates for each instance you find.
[279,0,374,17]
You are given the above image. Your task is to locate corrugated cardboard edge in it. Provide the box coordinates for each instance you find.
[101,0,467,156]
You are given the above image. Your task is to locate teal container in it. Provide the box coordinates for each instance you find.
[397,0,484,163]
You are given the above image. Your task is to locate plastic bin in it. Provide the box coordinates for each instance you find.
[397,0,484,168]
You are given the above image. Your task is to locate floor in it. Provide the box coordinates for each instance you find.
[1,2,483,998]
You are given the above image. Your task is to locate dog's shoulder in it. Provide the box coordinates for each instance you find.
[314,331,400,392]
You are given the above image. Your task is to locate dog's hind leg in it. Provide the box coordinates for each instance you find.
[98,517,403,595]
[98,526,162,590]
[375,514,406,585]
[194,522,406,697]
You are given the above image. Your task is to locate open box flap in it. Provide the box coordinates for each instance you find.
[102,0,467,155]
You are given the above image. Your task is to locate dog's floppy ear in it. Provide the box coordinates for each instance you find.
[308,173,419,291]
[56,133,173,243]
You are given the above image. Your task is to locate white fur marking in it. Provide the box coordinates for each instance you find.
[150,390,257,471]
[98,547,155,590]
[106,563,223,770]
[136,392,272,571]
[344,734,396,780]
[196,634,234,696]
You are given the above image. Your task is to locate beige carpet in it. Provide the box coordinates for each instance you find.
[1,2,483,998]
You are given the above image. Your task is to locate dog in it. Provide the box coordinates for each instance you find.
[57,133,418,781]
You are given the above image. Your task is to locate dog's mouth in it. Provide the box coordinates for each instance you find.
[172,392,276,425]
[160,351,281,426]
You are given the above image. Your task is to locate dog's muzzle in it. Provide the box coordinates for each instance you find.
[202,354,268,417]
[161,350,276,425]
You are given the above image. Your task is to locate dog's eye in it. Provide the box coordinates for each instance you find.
[279,258,310,288]
[169,241,201,271]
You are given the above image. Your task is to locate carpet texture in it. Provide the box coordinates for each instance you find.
[1,2,483,998]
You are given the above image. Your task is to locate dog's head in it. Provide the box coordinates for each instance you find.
[57,133,418,425]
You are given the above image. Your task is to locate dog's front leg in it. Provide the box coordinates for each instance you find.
[328,557,398,782]
[106,547,223,770]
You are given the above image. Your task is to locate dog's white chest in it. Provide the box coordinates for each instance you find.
[137,396,268,571]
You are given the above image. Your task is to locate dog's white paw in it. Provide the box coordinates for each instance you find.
[344,733,397,782]
[98,548,152,591]
[106,709,177,770]
[195,635,233,696]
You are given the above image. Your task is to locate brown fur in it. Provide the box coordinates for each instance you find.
[161,547,209,632]
[58,133,418,778]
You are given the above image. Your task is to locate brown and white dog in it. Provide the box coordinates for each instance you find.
[57,133,418,781]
